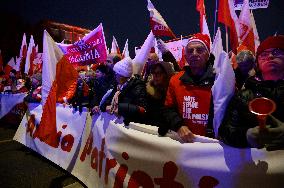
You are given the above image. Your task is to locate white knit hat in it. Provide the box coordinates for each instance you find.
[113,57,133,77]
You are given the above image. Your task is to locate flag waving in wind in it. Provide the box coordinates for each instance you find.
[58,24,108,67]
[147,0,176,38]
[33,30,78,147]
[218,0,239,53]
[196,0,211,38]
[19,33,28,74]
[25,35,37,75]
[237,0,256,53]
[111,36,121,55]
[122,39,129,58]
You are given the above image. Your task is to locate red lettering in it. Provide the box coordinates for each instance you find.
[80,132,93,161]
[198,176,219,188]
[104,158,117,185]
[99,138,106,178]
[91,147,98,170]
[113,164,128,188]
[61,134,74,152]
[154,161,184,188]
[128,170,154,188]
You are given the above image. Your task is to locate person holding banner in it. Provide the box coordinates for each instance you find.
[219,35,284,150]
[159,33,216,142]
[100,57,147,126]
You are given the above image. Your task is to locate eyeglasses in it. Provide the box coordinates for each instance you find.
[258,48,284,59]
[186,47,207,55]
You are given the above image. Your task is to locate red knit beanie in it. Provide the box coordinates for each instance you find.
[187,33,211,53]
[256,35,284,57]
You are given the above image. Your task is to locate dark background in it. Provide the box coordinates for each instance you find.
[0,0,283,63]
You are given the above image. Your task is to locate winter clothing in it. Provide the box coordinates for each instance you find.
[218,77,284,148]
[187,33,211,54]
[159,64,215,136]
[100,75,147,126]
[256,35,284,58]
[113,57,133,78]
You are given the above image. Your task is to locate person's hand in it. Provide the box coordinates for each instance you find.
[265,115,284,151]
[177,126,195,143]
[246,126,266,149]
[106,105,112,114]
[156,38,168,53]
[91,106,100,115]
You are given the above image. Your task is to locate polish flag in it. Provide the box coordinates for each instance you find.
[25,35,37,75]
[111,36,121,55]
[122,39,129,58]
[15,56,21,72]
[0,50,3,72]
[196,0,211,39]
[211,27,235,137]
[237,0,255,53]
[4,57,16,75]
[218,0,239,53]
[32,30,78,147]
[147,0,176,38]
[19,33,28,73]
[250,10,260,52]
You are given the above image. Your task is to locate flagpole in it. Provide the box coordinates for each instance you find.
[225,26,229,53]
[213,0,219,37]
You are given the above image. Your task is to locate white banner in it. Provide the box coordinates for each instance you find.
[0,93,27,119]
[14,104,284,187]
[14,103,87,169]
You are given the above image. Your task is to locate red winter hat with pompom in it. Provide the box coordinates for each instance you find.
[187,33,211,53]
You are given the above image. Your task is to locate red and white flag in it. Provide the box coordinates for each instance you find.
[0,50,3,73]
[147,0,176,38]
[25,35,37,75]
[250,10,260,52]
[237,0,255,53]
[15,56,21,72]
[4,57,16,75]
[111,36,121,55]
[196,0,211,39]
[122,39,129,58]
[218,0,239,53]
[19,33,28,73]
[33,30,78,147]
[58,24,108,67]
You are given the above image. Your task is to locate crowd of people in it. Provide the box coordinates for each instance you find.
[1,33,284,151]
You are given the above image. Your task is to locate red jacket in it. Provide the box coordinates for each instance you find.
[164,65,215,136]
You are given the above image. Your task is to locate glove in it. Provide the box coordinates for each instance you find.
[246,126,266,149]
[156,38,168,53]
[264,115,284,151]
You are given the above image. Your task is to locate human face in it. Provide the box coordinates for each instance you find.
[152,66,167,86]
[258,48,284,81]
[185,42,209,75]
[115,73,127,84]
[95,69,105,79]
[147,53,159,64]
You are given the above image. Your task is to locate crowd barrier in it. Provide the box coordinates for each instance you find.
[14,103,284,188]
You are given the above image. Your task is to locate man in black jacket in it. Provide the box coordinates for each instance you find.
[219,35,284,150]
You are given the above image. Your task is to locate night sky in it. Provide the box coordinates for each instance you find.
[0,0,284,61]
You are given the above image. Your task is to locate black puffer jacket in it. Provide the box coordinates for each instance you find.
[219,77,284,148]
[89,77,113,108]
[101,75,148,126]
